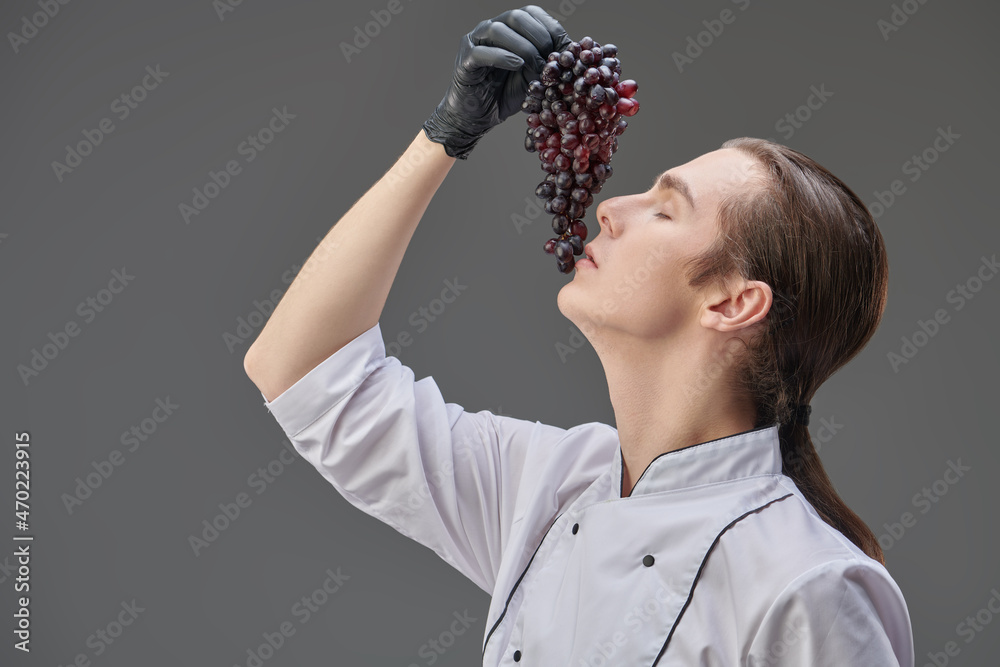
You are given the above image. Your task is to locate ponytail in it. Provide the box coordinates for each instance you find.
[778,421,885,564]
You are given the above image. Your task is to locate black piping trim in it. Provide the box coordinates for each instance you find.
[625,423,774,497]
[482,510,567,657]
[651,492,795,666]
[619,448,625,498]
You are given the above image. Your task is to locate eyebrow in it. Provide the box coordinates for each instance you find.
[653,171,696,211]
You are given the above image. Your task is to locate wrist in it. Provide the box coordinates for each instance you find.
[422,106,489,161]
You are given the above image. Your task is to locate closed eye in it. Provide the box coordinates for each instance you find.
[655,212,672,220]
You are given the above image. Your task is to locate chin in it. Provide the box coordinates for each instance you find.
[556,282,580,319]
[556,285,595,331]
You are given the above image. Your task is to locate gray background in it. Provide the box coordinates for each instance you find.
[1,0,997,664]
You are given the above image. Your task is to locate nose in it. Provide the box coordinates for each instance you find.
[593,197,618,238]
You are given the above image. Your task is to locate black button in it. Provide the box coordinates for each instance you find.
[572,523,579,534]
[643,554,655,567]
[513,649,522,661]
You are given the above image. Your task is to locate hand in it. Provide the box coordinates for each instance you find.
[423,5,573,160]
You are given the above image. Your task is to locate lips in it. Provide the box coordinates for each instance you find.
[583,244,599,268]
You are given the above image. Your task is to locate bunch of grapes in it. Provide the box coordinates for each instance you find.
[521,35,640,274]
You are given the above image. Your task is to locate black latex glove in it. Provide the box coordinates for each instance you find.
[423,5,573,160]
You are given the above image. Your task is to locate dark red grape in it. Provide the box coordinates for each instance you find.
[615,79,638,98]
[541,62,561,84]
[521,97,542,113]
[555,239,574,260]
[591,85,607,106]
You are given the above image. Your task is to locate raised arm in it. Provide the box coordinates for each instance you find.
[244,131,453,402]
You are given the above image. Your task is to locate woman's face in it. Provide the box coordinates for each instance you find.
[557,148,761,341]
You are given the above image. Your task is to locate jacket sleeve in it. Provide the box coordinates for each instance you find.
[746,559,915,667]
[255,321,582,594]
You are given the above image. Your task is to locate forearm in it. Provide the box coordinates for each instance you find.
[245,130,455,401]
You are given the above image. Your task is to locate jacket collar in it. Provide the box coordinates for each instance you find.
[613,423,783,498]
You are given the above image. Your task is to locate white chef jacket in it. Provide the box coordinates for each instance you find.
[257,321,915,666]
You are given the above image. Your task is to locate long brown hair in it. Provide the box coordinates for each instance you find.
[683,137,888,565]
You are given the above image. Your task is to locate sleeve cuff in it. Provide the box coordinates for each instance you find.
[259,321,388,440]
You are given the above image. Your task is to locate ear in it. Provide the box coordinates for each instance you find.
[699,279,772,333]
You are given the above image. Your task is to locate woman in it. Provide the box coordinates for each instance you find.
[244,6,914,665]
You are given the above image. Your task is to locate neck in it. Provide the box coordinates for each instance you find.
[594,327,757,497]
